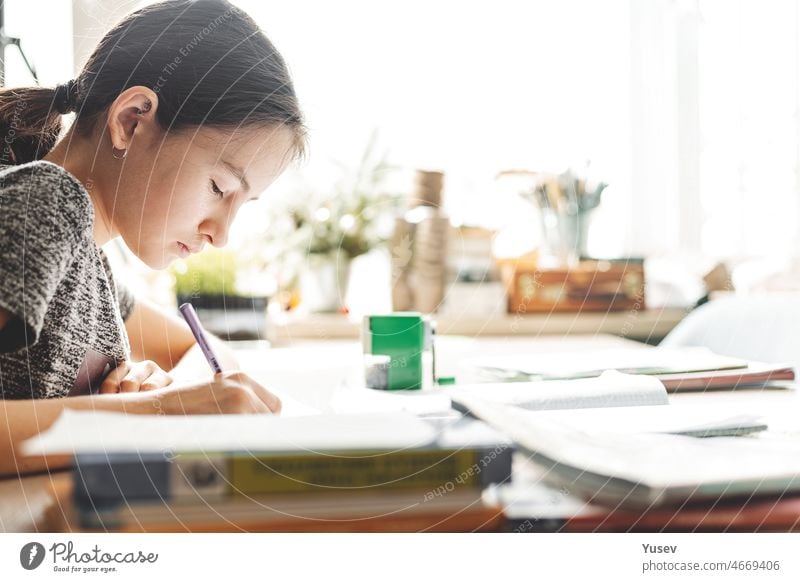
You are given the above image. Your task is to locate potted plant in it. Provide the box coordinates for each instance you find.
[257,131,401,313]
[170,248,269,340]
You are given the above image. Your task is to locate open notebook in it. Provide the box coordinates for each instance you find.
[450,370,669,411]
[449,371,768,437]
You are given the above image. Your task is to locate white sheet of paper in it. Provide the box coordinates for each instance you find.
[449,370,669,411]
[267,387,322,417]
[22,409,437,456]
[330,387,453,416]
[512,401,767,436]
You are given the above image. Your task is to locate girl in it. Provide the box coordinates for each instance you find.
[0,0,305,476]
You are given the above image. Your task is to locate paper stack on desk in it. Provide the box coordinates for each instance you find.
[488,457,800,532]
[456,395,800,510]
[472,346,795,391]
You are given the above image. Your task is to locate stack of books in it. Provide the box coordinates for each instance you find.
[25,410,512,532]
[455,395,800,512]
[472,346,795,391]
[445,346,799,531]
[488,460,800,532]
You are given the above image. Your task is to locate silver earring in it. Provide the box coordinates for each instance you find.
[112,146,127,160]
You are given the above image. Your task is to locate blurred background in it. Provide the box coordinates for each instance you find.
[4,0,800,343]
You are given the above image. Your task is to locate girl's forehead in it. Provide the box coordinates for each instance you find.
[178,125,294,189]
[188,124,295,161]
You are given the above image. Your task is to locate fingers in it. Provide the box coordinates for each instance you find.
[140,371,281,416]
[118,361,154,393]
[216,371,281,414]
[99,361,174,394]
[243,395,273,415]
[140,368,173,391]
[98,362,131,394]
[249,382,282,414]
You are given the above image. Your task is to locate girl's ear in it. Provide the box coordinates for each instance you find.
[106,85,159,152]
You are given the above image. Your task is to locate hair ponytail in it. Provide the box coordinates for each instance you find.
[76,0,306,157]
[0,86,71,165]
[1,0,306,167]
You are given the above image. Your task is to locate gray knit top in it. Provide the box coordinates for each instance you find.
[0,160,134,399]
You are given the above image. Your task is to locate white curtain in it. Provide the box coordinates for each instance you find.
[630,0,800,261]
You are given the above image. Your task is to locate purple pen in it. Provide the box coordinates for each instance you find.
[179,303,223,374]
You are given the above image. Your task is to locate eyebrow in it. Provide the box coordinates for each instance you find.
[221,160,257,200]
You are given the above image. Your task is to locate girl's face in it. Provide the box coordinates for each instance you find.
[109,122,295,269]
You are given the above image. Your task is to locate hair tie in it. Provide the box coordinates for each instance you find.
[54,79,78,114]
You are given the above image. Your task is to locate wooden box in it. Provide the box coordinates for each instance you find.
[499,258,645,314]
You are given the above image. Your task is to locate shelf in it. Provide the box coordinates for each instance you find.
[266,308,688,346]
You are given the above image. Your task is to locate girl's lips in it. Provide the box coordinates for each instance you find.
[177,241,190,258]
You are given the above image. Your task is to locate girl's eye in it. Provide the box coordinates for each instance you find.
[209,180,224,199]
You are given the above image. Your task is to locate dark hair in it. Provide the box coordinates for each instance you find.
[0,0,306,166]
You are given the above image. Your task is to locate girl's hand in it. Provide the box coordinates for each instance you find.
[99,360,174,394]
[149,370,282,415]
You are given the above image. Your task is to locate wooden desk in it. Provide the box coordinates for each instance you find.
[3,335,798,532]
[0,470,70,532]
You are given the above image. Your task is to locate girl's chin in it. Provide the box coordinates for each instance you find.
[137,249,176,270]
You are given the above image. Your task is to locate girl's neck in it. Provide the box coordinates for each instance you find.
[43,131,118,247]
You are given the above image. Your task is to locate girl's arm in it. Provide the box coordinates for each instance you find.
[0,305,280,478]
[0,372,281,478]
[0,389,156,477]
[0,307,153,475]
[124,298,240,373]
